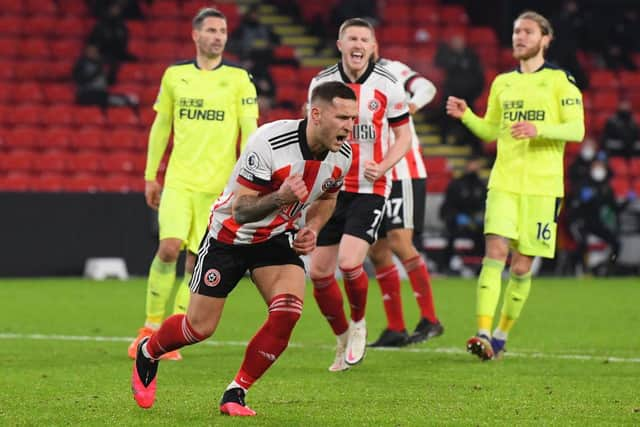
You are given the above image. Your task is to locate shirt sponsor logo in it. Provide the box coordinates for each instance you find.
[561,98,581,106]
[179,109,226,121]
[503,110,545,122]
[351,124,377,141]
[242,97,257,105]
[204,269,221,287]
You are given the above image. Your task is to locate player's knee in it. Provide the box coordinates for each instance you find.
[268,294,303,338]
[368,245,388,267]
[157,240,182,262]
[510,263,531,276]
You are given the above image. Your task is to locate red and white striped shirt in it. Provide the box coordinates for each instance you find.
[208,119,352,245]
[379,58,435,180]
[309,61,409,196]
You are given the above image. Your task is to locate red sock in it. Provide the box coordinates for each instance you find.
[341,264,368,322]
[235,294,302,390]
[312,275,349,336]
[403,255,438,323]
[375,264,405,331]
[146,314,206,359]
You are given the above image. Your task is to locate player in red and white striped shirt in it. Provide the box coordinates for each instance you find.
[368,54,444,348]
[131,82,357,416]
[307,18,412,371]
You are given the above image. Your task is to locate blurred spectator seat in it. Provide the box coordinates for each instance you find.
[51,40,83,58]
[9,105,46,127]
[118,63,147,83]
[45,127,73,151]
[67,151,102,174]
[297,67,324,88]
[43,106,74,128]
[2,151,33,173]
[57,18,90,38]
[5,127,39,150]
[619,72,640,90]
[0,173,31,191]
[14,82,44,105]
[23,17,57,36]
[439,5,469,25]
[148,1,181,18]
[110,129,141,151]
[383,4,410,24]
[0,0,23,15]
[467,27,498,47]
[35,151,67,174]
[25,0,58,15]
[610,176,630,199]
[148,20,182,41]
[609,157,629,177]
[589,70,619,90]
[73,107,106,127]
[43,84,75,105]
[378,26,413,46]
[591,92,619,114]
[70,127,105,151]
[107,108,140,128]
[64,174,99,193]
[0,17,22,37]
[0,38,18,58]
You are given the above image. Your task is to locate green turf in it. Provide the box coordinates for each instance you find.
[1,277,639,425]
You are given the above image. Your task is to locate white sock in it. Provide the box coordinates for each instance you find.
[337,330,349,347]
[478,328,491,339]
[351,318,366,328]
[141,342,153,359]
[493,329,508,341]
[226,380,247,393]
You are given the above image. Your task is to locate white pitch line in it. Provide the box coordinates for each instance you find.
[1,333,639,364]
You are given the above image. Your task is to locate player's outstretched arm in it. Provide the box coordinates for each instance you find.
[233,175,309,224]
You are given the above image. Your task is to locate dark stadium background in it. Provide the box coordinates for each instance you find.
[1,0,639,277]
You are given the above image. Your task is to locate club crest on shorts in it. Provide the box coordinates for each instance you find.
[204,268,221,287]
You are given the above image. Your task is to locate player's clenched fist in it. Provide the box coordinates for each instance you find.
[445,96,468,119]
[277,175,309,205]
[292,227,316,254]
[364,160,383,183]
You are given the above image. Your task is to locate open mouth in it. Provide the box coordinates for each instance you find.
[350,52,364,62]
[336,135,347,143]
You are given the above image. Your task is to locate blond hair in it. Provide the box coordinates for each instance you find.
[516,10,553,38]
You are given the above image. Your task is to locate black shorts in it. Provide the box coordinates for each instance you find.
[317,192,386,246]
[379,178,426,237]
[189,233,304,298]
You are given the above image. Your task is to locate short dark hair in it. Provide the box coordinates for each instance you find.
[310,81,357,105]
[192,7,226,29]
[338,17,375,39]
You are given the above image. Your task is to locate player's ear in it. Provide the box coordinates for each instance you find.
[192,28,198,43]
[310,105,321,124]
[336,39,342,53]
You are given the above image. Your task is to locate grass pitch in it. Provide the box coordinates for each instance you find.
[1,276,639,425]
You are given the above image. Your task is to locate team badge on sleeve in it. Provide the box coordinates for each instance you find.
[246,152,260,170]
